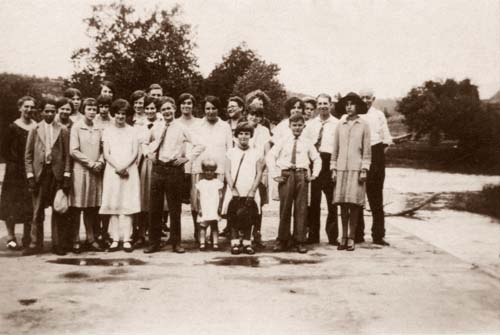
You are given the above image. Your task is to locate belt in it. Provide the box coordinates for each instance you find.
[283,167,307,172]
[153,160,180,168]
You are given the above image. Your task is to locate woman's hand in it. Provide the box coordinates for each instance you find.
[274,176,285,183]
[172,156,188,166]
[359,170,367,183]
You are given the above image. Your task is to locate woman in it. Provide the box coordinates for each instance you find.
[63,88,83,123]
[95,95,113,130]
[331,92,371,251]
[100,99,141,252]
[69,98,105,253]
[134,95,161,247]
[176,93,203,239]
[100,80,115,100]
[129,90,146,126]
[0,96,37,249]
[56,97,74,129]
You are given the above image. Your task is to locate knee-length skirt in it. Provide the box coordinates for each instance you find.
[333,170,366,206]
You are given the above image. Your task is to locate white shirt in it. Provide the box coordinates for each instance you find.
[303,115,339,154]
[271,119,291,144]
[361,106,392,146]
[193,117,233,174]
[266,133,321,179]
[150,120,203,163]
[196,178,224,221]
[177,116,203,174]
[248,124,271,157]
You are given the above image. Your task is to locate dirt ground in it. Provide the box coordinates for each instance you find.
[1,167,500,335]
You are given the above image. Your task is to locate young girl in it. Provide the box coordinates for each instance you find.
[129,90,146,126]
[95,95,113,130]
[100,99,141,252]
[100,80,115,100]
[63,88,83,123]
[56,97,74,129]
[69,98,104,252]
[331,92,371,251]
[196,159,224,251]
[0,96,37,250]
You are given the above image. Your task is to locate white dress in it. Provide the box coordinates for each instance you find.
[99,125,141,215]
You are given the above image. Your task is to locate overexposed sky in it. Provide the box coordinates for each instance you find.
[0,0,499,99]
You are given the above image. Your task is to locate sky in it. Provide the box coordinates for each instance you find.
[0,0,499,99]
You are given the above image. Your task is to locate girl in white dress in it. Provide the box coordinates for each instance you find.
[100,99,141,252]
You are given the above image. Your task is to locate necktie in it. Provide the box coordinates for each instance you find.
[315,122,324,149]
[155,123,169,160]
[291,137,298,166]
[147,123,154,129]
[46,123,53,164]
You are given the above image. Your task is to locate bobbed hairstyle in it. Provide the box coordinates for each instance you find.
[110,98,132,117]
[246,89,271,109]
[63,88,81,99]
[288,113,305,124]
[97,94,112,106]
[234,121,254,138]
[40,97,58,111]
[203,95,222,111]
[130,90,146,103]
[17,96,35,108]
[284,97,305,116]
[143,96,158,110]
[157,96,176,110]
[100,80,115,94]
[81,98,98,112]
[201,158,218,172]
[228,96,245,110]
[178,93,196,106]
[55,97,74,112]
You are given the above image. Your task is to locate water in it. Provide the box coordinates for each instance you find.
[206,256,321,267]
[47,258,146,266]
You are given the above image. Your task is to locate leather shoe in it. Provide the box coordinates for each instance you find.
[143,244,161,254]
[273,242,287,252]
[373,238,390,246]
[295,244,308,254]
[173,244,185,254]
[22,247,39,256]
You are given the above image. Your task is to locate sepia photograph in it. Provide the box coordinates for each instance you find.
[0,0,499,334]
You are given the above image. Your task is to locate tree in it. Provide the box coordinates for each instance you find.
[397,78,500,161]
[232,60,287,122]
[204,43,258,105]
[69,2,203,99]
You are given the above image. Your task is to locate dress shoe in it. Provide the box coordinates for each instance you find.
[373,238,390,246]
[173,244,185,254]
[143,244,161,254]
[337,238,347,251]
[22,247,39,256]
[296,244,308,254]
[133,238,145,249]
[108,241,120,252]
[231,245,241,255]
[347,238,355,251]
[219,228,229,238]
[72,243,82,254]
[243,245,256,255]
[123,242,134,253]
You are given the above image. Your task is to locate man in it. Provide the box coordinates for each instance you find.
[356,89,392,246]
[148,83,163,99]
[23,98,72,256]
[144,97,203,254]
[303,93,339,245]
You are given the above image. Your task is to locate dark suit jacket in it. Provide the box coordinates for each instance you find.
[25,121,71,182]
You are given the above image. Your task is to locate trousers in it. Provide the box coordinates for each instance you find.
[278,169,308,243]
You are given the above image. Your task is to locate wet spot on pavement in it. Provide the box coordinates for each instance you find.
[18,299,37,306]
[108,268,128,275]
[47,258,146,266]
[62,271,90,279]
[206,256,321,267]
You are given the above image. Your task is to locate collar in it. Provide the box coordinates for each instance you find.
[341,115,361,124]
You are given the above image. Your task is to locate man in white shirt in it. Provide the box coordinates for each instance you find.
[303,93,340,245]
[145,97,204,254]
[267,114,321,253]
[356,89,393,246]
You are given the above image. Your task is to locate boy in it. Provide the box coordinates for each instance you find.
[267,114,321,253]
[225,122,264,255]
[196,159,224,251]
[23,98,72,256]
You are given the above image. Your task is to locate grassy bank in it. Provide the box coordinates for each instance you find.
[449,184,500,220]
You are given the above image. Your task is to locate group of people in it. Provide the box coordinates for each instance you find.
[0,81,392,257]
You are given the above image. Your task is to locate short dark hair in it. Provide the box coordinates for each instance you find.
[228,96,245,110]
[143,96,158,109]
[110,99,132,117]
[247,105,264,117]
[63,88,81,99]
[40,97,57,111]
[55,97,74,112]
[178,93,196,106]
[130,90,146,103]
[17,96,35,108]
[81,98,98,112]
[234,121,254,138]
[157,96,176,110]
[289,113,305,124]
[97,94,112,106]
[101,80,115,94]
[284,97,304,116]
[201,159,217,171]
[148,83,163,93]
[203,95,221,111]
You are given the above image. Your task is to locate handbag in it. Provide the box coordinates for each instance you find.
[53,189,69,214]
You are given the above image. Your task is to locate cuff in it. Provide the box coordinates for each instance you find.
[64,172,71,178]
[27,172,34,178]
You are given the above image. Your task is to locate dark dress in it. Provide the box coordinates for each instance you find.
[0,122,33,223]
